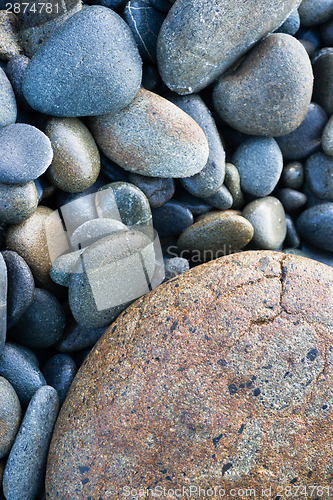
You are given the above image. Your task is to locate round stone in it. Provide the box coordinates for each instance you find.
[43,354,76,405]
[213,34,313,137]
[128,173,175,208]
[0,181,38,225]
[298,0,333,26]
[22,6,142,117]
[243,197,287,250]
[177,212,254,261]
[89,88,209,178]
[0,124,53,184]
[275,9,300,35]
[46,251,333,497]
[45,117,100,193]
[0,67,17,127]
[204,185,233,210]
[175,191,211,215]
[276,188,307,213]
[0,377,21,459]
[322,113,333,156]
[232,137,283,198]
[297,203,333,252]
[305,152,333,201]
[56,319,105,353]
[281,161,304,189]
[152,201,193,239]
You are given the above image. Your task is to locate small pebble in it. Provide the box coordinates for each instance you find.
[281,161,304,189]
[276,188,307,212]
[0,181,39,225]
[128,173,175,208]
[305,151,333,201]
[3,386,59,500]
[0,68,17,128]
[297,203,333,252]
[0,254,6,354]
[321,114,333,156]
[224,163,244,210]
[298,0,333,26]
[243,197,287,250]
[312,48,333,115]
[276,9,300,35]
[0,342,46,405]
[164,257,189,280]
[42,354,76,405]
[0,377,21,459]
[175,191,211,216]
[56,319,105,353]
[204,185,233,210]
[285,214,301,248]
[152,201,193,239]
[0,11,22,60]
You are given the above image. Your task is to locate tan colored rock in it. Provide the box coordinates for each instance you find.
[46,251,333,498]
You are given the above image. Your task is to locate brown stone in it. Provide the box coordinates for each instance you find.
[46,251,333,499]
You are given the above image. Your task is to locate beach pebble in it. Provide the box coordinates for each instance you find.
[43,354,76,405]
[167,94,225,198]
[100,155,129,184]
[157,0,302,94]
[305,152,333,201]
[5,55,32,111]
[224,163,244,209]
[204,185,233,210]
[3,386,59,500]
[297,203,333,252]
[164,257,189,280]
[128,173,175,208]
[56,319,105,353]
[177,212,254,261]
[0,181,38,225]
[281,162,304,189]
[285,215,301,248]
[0,254,6,355]
[232,137,283,198]
[298,0,333,26]
[0,124,53,184]
[22,6,142,117]
[9,289,66,349]
[90,89,209,178]
[213,34,313,137]
[0,342,46,405]
[152,201,193,239]
[276,9,300,35]
[276,103,327,160]
[313,48,333,115]
[175,191,211,215]
[243,197,287,250]
[1,251,35,329]
[45,118,100,193]
[0,68,17,128]
[0,377,21,459]
[0,11,22,60]
[276,188,307,212]
[322,114,333,156]
[301,243,333,268]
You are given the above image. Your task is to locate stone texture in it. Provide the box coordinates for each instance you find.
[90,88,209,178]
[298,0,333,26]
[127,173,175,208]
[0,11,23,60]
[213,34,313,137]
[0,254,6,355]
[281,161,304,189]
[46,251,333,498]
[312,48,333,116]
[5,55,31,111]
[305,152,333,201]
[322,113,333,156]
[157,0,302,94]
[297,203,333,252]
[0,181,39,225]
[0,67,17,127]
[43,354,76,405]
[0,376,21,459]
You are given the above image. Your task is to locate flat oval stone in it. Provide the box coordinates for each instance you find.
[243,197,287,250]
[56,319,105,352]
[9,289,66,349]
[281,161,304,189]
[152,201,193,239]
[305,152,333,201]
[0,124,53,184]
[89,88,209,178]
[0,181,38,225]
[43,354,76,405]
[177,212,254,261]
[213,34,313,137]
[157,0,302,94]
[0,254,6,355]
[128,173,175,208]
[299,0,333,26]
[297,203,333,252]
[1,251,35,329]
[0,68,17,127]
[45,117,100,193]
[0,342,46,405]
[322,113,333,156]
[3,386,59,500]
[167,94,225,198]
[232,138,283,198]
[22,6,142,117]
[46,251,333,497]
[276,188,307,213]
[0,377,21,459]
[313,48,333,115]
[224,163,244,210]
[204,184,233,210]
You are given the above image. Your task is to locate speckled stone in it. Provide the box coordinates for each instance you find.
[6,206,55,291]
[0,377,21,459]
[305,151,333,201]
[243,197,287,250]
[177,212,253,261]
[312,48,333,115]
[90,89,208,178]
[0,342,46,405]
[9,289,66,349]
[0,11,23,60]
[0,68,17,127]
[45,118,100,193]
[167,94,225,198]
[0,124,53,184]
[5,55,32,111]
[0,181,38,225]
[157,0,302,94]
[43,354,76,405]
[297,203,333,252]
[275,8,300,35]
[3,386,59,500]
[152,201,193,239]
[224,163,244,210]
[276,188,307,212]
[56,319,105,353]
[204,185,233,210]
[128,173,175,208]
[322,114,333,156]
[276,103,328,160]
[213,34,313,137]
[232,137,283,198]
[46,251,333,497]
[164,256,189,280]
[0,254,6,355]
[281,161,304,189]
[22,6,142,117]
[1,251,35,329]
[299,0,333,26]
[50,249,83,287]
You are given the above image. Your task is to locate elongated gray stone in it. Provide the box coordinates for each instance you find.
[3,386,59,500]
[0,254,7,354]
[157,0,302,94]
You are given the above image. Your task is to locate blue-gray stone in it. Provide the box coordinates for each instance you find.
[305,151,333,201]
[233,137,283,198]
[0,68,17,127]
[299,0,333,26]
[0,376,21,459]
[100,154,128,183]
[276,188,307,212]
[128,173,175,208]
[297,203,333,252]
[0,254,7,355]
[0,124,53,184]
[301,243,333,267]
[204,185,233,210]
[0,181,39,224]
[152,201,193,238]
[3,386,59,500]
[22,6,142,117]
[164,257,189,280]
[285,214,301,248]
[168,94,225,198]
[5,55,31,111]
[276,9,300,34]
[149,0,171,12]
[9,289,66,350]
[56,319,105,352]
[50,249,83,287]
[175,191,211,215]
[1,251,35,330]
[42,354,76,405]
[312,48,333,116]
[0,342,46,405]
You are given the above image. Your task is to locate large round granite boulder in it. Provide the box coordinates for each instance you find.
[46,251,333,499]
